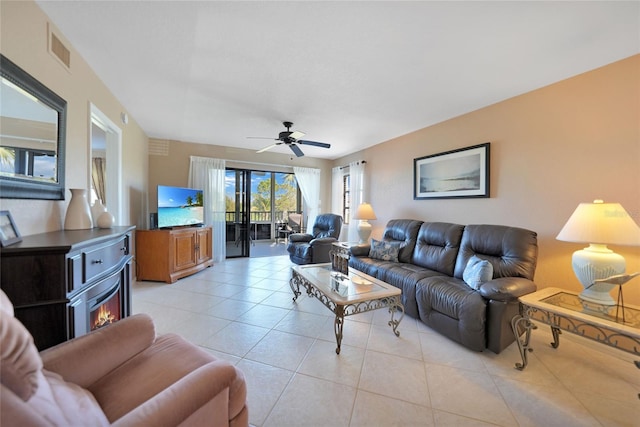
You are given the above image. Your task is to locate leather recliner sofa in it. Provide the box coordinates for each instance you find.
[349,219,538,353]
[287,213,343,265]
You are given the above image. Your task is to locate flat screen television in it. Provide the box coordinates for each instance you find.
[157,185,204,228]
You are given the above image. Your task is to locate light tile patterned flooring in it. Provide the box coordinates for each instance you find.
[132,255,640,426]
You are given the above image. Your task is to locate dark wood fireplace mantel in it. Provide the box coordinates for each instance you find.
[1,226,135,350]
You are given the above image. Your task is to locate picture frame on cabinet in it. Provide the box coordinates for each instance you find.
[0,210,22,247]
[414,143,490,199]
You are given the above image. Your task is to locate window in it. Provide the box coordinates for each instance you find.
[0,146,56,181]
[343,174,350,225]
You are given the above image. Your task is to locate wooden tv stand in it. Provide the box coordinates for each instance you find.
[135,226,213,283]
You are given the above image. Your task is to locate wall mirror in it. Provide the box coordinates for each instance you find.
[0,54,66,200]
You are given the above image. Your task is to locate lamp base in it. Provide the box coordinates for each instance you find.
[572,244,625,306]
[357,220,372,243]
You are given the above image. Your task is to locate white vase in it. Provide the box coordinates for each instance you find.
[64,188,93,230]
[91,199,107,228]
[97,211,115,229]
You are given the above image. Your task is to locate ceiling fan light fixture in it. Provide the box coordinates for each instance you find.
[253,121,330,157]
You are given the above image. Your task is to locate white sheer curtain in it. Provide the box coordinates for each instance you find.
[347,161,365,242]
[293,167,320,233]
[188,156,226,263]
[331,166,343,215]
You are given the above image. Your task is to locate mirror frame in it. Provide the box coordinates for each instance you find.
[0,54,67,200]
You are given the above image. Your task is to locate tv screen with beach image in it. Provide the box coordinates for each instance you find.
[157,185,204,228]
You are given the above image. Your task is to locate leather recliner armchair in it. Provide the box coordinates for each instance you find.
[287,213,343,265]
[0,290,248,426]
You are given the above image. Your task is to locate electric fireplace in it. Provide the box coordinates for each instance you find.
[71,267,130,339]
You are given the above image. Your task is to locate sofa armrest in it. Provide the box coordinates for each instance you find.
[112,361,245,427]
[478,277,537,302]
[41,314,156,388]
[309,237,337,246]
[289,233,313,243]
[350,244,371,257]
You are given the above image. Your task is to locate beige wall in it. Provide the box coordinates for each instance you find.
[147,139,333,225]
[7,1,637,304]
[0,1,148,235]
[336,55,640,304]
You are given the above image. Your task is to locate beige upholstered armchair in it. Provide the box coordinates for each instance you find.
[0,290,248,426]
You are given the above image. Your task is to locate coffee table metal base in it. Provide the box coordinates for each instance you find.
[290,269,404,354]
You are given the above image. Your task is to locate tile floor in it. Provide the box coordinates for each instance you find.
[132,255,640,427]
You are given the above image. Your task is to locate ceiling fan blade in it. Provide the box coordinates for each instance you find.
[289,144,304,157]
[247,136,278,140]
[289,130,305,140]
[298,140,331,149]
[256,143,279,154]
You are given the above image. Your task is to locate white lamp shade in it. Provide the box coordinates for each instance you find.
[556,200,640,306]
[556,201,640,246]
[353,203,377,220]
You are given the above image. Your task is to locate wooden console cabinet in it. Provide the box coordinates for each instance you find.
[0,226,135,350]
[136,226,213,283]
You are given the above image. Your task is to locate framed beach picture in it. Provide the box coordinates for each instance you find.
[0,210,22,247]
[414,143,490,200]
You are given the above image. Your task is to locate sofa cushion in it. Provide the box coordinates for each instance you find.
[453,224,538,280]
[463,255,493,290]
[0,310,42,401]
[29,370,109,426]
[348,256,395,278]
[415,276,487,351]
[381,219,424,263]
[369,238,402,262]
[89,333,218,422]
[412,222,464,276]
[377,263,447,318]
[287,241,313,264]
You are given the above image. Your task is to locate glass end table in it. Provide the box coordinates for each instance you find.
[511,287,640,371]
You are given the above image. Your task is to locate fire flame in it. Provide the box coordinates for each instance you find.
[93,303,117,330]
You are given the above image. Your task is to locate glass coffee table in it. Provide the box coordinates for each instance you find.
[290,263,404,354]
[511,287,640,370]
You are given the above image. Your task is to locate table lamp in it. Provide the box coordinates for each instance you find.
[353,202,377,243]
[556,200,640,305]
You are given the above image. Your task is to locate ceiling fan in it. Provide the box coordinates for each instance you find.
[249,121,331,157]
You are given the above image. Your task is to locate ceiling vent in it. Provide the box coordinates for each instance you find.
[48,23,71,71]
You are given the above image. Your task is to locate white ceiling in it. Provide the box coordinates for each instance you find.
[36,1,639,160]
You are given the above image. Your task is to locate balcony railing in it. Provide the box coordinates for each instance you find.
[225,211,301,241]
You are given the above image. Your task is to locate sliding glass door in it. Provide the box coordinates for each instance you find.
[225,169,250,258]
[225,168,301,258]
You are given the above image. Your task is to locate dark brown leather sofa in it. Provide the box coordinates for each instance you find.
[349,219,538,353]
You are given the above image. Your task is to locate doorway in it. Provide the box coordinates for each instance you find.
[225,168,301,258]
[89,104,122,224]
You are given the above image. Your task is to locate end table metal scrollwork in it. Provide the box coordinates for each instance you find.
[511,287,640,383]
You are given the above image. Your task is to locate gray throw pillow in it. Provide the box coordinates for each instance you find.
[369,239,402,262]
[463,255,493,290]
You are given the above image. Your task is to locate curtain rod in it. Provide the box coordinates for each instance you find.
[340,160,366,170]
[226,159,294,171]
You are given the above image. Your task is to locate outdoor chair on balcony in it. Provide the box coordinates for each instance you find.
[277,213,302,244]
[287,213,342,265]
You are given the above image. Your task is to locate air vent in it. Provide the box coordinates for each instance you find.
[48,23,71,71]
[149,139,170,156]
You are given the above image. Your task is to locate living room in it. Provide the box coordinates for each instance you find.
[1,1,639,426]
